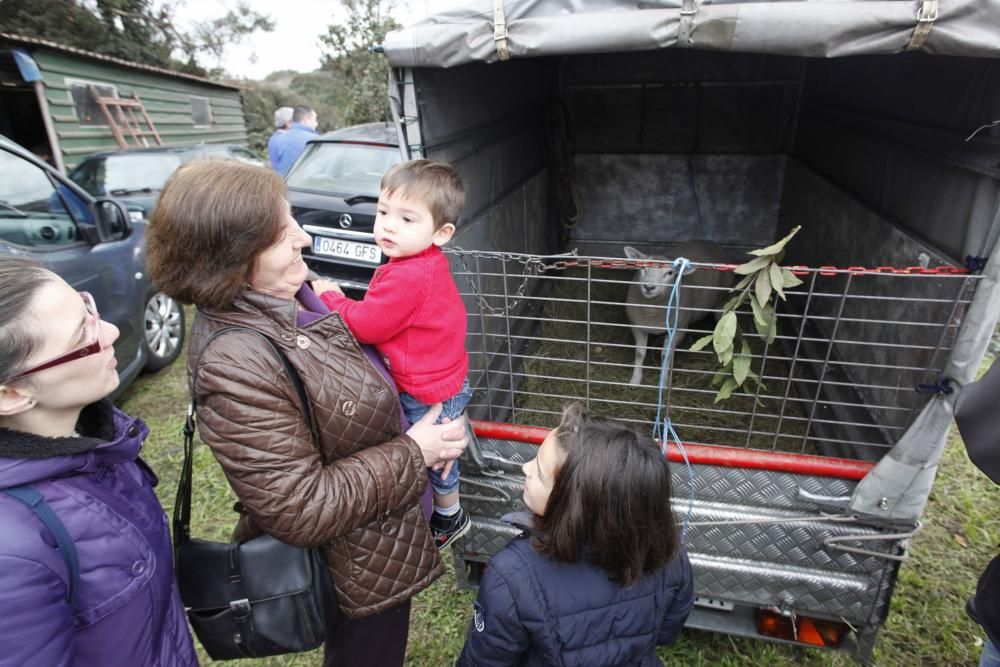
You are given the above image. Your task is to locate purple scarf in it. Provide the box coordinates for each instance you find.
[296,283,432,517]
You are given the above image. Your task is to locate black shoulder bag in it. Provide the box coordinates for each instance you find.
[173,326,340,660]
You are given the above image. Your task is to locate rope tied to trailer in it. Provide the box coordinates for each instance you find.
[966,255,990,273]
[652,256,696,543]
[915,375,954,395]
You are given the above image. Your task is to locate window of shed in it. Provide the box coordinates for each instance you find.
[190,97,213,126]
[67,80,117,126]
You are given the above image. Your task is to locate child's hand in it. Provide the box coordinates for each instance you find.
[313,278,343,296]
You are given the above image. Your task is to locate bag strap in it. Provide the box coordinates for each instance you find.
[173,325,317,556]
[3,485,80,608]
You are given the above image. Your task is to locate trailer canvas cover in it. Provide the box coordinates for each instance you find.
[385,1,1000,659]
[385,0,1000,67]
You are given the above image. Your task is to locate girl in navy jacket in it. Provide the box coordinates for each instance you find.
[458,403,694,666]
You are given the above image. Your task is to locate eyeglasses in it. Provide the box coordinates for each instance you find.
[12,292,103,380]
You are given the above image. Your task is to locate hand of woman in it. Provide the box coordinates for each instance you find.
[407,403,469,468]
[312,278,343,296]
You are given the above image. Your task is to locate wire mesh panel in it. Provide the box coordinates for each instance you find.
[449,249,980,461]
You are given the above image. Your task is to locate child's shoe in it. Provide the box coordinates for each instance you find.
[430,507,471,550]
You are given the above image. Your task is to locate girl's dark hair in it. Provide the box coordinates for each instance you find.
[534,403,679,586]
[0,258,55,384]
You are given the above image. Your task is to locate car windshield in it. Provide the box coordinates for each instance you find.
[70,153,183,196]
[285,142,399,198]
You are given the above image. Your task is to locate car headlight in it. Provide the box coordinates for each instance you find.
[128,210,145,223]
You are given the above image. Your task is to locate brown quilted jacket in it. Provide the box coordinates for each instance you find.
[187,290,444,618]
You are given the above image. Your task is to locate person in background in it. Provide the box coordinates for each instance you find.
[146,159,468,667]
[955,357,1000,667]
[0,258,196,667]
[457,403,694,666]
[271,105,318,175]
[267,106,294,170]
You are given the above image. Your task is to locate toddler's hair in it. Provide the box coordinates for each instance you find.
[534,403,680,586]
[381,159,465,230]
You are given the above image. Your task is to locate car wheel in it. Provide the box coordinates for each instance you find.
[143,290,184,372]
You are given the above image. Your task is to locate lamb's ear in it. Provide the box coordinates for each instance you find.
[624,246,645,260]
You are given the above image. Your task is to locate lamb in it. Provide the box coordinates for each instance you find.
[624,240,732,386]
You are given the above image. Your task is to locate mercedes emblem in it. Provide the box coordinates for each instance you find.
[339,213,353,229]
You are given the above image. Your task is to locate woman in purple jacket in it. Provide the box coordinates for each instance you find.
[0,258,196,667]
[458,403,694,666]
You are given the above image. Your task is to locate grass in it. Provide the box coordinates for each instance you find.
[117,307,999,665]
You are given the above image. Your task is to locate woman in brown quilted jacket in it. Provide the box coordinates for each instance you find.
[146,160,469,666]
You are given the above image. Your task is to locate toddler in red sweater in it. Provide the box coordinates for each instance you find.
[319,159,471,549]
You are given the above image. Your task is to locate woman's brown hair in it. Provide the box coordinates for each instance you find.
[146,159,288,309]
[534,403,680,586]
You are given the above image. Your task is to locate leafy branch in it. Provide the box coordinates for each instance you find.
[688,226,804,402]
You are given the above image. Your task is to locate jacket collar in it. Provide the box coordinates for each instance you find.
[388,245,441,264]
[0,400,146,488]
[203,289,303,331]
[502,511,538,534]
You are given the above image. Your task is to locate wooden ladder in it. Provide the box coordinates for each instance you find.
[90,85,163,149]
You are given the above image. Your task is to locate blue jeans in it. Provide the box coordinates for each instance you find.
[982,639,1000,667]
[399,378,472,496]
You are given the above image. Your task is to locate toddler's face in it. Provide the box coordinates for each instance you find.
[521,429,565,516]
[374,189,454,259]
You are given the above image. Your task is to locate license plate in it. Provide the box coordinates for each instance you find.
[313,236,382,265]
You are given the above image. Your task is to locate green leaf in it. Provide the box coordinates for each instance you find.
[733,339,752,385]
[712,312,737,358]
[720,345,734,367]
[688,334,713,352]
[750,294,767,327]
[755,268,772,306]
[748,225,802,257]
[770,262,785,301]
[711,370,726,387]
[765,311,777,344]
[722,293,745,313]
[754,303,776,343]
[715,378,738,403]
[782,269,804,289]
[733,255,772,275]
[733,273,755,291]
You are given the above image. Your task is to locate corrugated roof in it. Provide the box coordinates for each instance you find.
[0,32,243,90]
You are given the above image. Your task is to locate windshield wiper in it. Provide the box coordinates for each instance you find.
[110,187,159,196]
[0,201,27,218]
[343,195,379,206]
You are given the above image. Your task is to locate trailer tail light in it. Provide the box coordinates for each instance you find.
[756,609,847,648]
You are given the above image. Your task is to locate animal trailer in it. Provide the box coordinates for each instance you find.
[383,1,1000,661]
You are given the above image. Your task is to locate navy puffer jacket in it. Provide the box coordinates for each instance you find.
[458,514,694,666]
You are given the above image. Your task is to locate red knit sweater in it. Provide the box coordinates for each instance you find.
[319,245,468,404]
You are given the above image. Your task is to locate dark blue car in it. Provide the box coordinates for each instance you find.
[67,144,263,221]
[0,135,185,392]
[285,122,401,292]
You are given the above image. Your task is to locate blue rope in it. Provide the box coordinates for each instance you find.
[966,255,989,273]
[915,375,954,395]
[652,257,696,543]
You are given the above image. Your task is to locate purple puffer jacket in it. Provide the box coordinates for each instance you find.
[0,400,197,667]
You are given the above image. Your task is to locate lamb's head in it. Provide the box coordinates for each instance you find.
[624,246,696,299]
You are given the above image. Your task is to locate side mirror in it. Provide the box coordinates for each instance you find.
[94,198,133,241]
